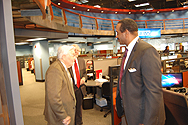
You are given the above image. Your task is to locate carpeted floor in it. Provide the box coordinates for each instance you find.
[19,69,111,125]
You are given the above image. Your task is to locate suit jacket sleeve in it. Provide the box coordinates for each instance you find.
[141,47,164,124]
[78,58,87,79]
[78,58,87,97]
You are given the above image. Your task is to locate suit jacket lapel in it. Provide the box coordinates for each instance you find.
[68,68,75,84]
[124,39,140,74]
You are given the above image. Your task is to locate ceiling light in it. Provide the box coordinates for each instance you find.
[26,38,47,41]
[145,8,153,10]
[115,12,117,14]
[157,11,159,13]
[80,0,89,3]
[73,6,75,9]
[61,41,67,43]
[128,0,136,2]
[101,11,104,13]
[135,3,149,7]
[94,5,101,8]
[129,12,131,14]
[87,9,90,11]
[172,10,174,12]
[58,3,61,5]
[142,12,145,14]
[75,1,82,4]
[15,42,29,45]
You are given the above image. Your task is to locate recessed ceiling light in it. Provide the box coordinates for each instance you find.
[94,5,101,8]
[135,3,149,7]
[142,12,145,14]
[58,3,61,5]
[15,42,29,45]
[87,9,90,11]
[157,11,159,13]
[73,6,75,9]
[61,41,67,43]
[128,0,136,2]
[172,10,174,12]
[129,12,131,14]
[81,0,89,3]
[26,38,47,41]
[101,11,104,13]
[115,12,117,14]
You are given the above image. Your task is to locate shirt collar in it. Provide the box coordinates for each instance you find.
[127,36,139,51]
[60,60,68,71]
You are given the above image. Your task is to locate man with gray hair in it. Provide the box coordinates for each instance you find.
[68,44,87,125]
[44,45,76,125]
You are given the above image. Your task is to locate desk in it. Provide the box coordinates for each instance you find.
[85,80,103,87]
[85,80,108,103]
[163,88,188,125]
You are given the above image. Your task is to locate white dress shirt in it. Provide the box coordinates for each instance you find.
[123,36,139,69]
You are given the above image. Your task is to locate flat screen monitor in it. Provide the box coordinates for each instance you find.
[161,73,183,88]
[108,65,120,79]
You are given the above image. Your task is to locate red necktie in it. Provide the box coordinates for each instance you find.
[119,48,128,98]
[74,60,81,88]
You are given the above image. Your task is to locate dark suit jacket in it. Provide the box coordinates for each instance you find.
[69,57,87,97]
[44,59,76,125]
[116,38,165,125]
[68,57,87,125]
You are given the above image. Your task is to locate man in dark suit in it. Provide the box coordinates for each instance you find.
[44,45,76,125]
[116,18,165,125]
[69,44,87,125]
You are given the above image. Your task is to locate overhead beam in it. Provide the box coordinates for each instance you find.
[14,28,68,40]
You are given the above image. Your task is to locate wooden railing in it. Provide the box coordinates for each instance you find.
[52,2,188,33]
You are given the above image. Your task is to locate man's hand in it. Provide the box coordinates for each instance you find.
[80,77,85,85]
[62,116,71,125]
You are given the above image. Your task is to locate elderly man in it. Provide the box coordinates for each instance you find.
[44,45,76,125]
[68,44,87,125]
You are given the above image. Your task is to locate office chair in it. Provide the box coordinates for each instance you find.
[100,82,111,117]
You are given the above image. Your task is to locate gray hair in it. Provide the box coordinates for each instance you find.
[57,45,74,59]
[72,44,80,50]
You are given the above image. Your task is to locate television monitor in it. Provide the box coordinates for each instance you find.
[161,73,183,88]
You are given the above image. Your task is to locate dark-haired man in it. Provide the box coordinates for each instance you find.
[116,18,165,125]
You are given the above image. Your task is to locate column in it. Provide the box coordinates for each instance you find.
[33,41,49,82]
[0,0,24,124]
[113,38,118,53]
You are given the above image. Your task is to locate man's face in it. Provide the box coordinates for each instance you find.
[116,23,128,45]
[75,48,80,57]
[63,49,76,68]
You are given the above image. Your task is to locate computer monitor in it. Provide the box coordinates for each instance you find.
[161,73,183,88]
[108,65,120,79]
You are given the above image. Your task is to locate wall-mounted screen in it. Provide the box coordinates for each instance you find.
[138,28,161,38]
[161,73,183,88]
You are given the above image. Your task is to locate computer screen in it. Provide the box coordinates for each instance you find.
[161,73,183,88]
[108,65,120,79]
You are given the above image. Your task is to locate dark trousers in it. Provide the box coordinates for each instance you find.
[74,85,83,125]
